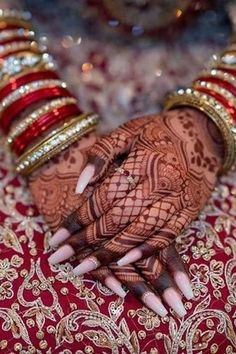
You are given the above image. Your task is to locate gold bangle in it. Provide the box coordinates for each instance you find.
[193,81,236,107]
[0,10,32,30]
[0,28,35,42]
[7,97,77,145]
[199,69,236,87]
[164,88,236,174]
[0,18,32,30]
[16,113,99,175]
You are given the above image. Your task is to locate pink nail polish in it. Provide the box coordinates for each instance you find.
[142,292,168,317]
[49,228,70,247]
[163,288,187,317]
[75,164,95,194]
[73,257,100,276]
[174,271,194,300]
[105,276,126,298]
[48,244,74,265]
[117,248,142,266]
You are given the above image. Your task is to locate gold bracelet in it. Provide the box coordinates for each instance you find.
[0,28,35,42]
[0,18,32,30]
[164,88,236,174]
[16,113,99,175]
[199,69,236,87]
[193,81,236,107]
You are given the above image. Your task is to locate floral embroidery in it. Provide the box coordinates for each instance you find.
[136,307,160,330]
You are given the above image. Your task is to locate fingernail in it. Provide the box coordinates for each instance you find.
[117,248,142,266]
[75,164,95,194]
[174,271,194,300]
[49,228,70,247]
[142,292,168,317]
[73,257,100,276]
[48,244,74,264]
[163,288,187,317]
[105,276,126,298]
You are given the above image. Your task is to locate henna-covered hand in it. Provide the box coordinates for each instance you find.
[29,130,193,317]
[49,108,223,273]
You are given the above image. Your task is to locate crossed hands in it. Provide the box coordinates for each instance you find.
[30,107,223,317]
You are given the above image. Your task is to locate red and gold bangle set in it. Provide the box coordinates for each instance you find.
[0,9,98,175]
[165,43,236,174]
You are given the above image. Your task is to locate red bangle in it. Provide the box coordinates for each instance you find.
[12,103,81,155]
[0,71,59,101]
[195,76,236,97]
[196,86,236,121]
[215,66,236,77]
[1,86,73,133]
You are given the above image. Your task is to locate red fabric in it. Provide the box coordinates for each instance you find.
[0,147,235,353]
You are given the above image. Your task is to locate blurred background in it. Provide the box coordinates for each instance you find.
[22,0,234,130]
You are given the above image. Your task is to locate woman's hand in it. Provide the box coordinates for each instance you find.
[29,130,193,317]
[49,108,223,274]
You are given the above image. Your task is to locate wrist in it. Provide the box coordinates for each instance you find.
[169,107,224,175]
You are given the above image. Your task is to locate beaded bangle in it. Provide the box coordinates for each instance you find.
[7,97,77,145]
[194,77,236,96]
[1,85,73,133]
[0,70,59,100]
[0,8,99,176]
[0,79,66,114]
[164,88,236,174]
[0,52,55,84]
[195,87,236,120]
[0,40,40,59]
[16,113,99,175]
[12,103,82,155]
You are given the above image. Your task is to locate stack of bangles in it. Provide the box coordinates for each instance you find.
[0,9,98,175]
[164,41,236,175]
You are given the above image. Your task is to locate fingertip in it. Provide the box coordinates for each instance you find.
[49,228,70,247]
[163,288,187,318]
[75,164,95,194]
[73,257,100,276]
[142,292,168,317]
[105,276,127,298]
[48,244,74,265]
[174,271,194,300]
[117,248,142,266]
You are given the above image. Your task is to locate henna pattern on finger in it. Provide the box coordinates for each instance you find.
[57,108,223,268]
[86,116,152,182]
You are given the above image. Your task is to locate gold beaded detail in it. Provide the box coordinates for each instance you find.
[193,81,236,106]
[0,40,40,57]
[199,69,236,87]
